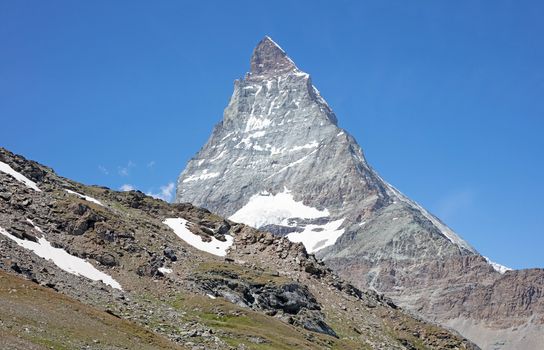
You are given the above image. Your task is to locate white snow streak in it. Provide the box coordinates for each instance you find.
[26,219,43,233]
[265,149,318,180]
[484,256,512,274]
[163,218,233,257]
[271,142,319,155]
[0,161,41,192]
[290,141,319,152]
[65,189,104,206]
[158,267,172,274]
[182,170,220,183]
[0,226,121,290]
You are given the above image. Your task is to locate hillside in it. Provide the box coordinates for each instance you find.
[0,147,477,349]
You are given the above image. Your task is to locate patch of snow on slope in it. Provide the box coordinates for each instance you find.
[293,70,309,78]
[269,141,319,156]
[287,219,345,254]
[0,226,122,290]
[484,256,512,274]
[290,141,319,152]
[163,218,233,257]
[158,267,172,274]
[229,188,329,228]
[65,189,104,206]
[0,161,41,192]
[182,170,220,183]
[238,131,267,148]
[26,219,43,233]
[245,116,272,132]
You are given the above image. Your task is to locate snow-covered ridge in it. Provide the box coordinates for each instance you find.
[229,188,345,253]
[484,256,512,274]
[163,218,233,257]
[0,161,41,192]
[0,225,121,290]
[65,189,104,206]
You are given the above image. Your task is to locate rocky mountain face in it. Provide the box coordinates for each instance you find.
[0,147,477,349]
[176,36,544,350]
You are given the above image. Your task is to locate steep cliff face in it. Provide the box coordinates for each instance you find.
[175,37,544,349]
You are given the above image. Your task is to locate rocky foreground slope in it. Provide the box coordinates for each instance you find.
[175,37,544,349]
[0,147,477,349]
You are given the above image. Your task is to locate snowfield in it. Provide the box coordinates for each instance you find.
[229,188,345,253]
[163,218,233,257]
[287,219,345,254]
[0,226,122,290]
[229,188,328,228]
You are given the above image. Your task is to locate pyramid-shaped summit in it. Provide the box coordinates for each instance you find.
[175,35,473,258]
[249,36,298,76]
[174,36,544,349]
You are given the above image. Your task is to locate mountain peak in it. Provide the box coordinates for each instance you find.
[249,36,297,76]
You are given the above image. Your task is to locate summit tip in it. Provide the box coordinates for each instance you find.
[250,36,297,76]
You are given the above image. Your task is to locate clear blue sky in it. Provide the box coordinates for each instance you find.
[1,1,543,269]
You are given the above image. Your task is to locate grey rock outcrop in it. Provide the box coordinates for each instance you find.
[176,36,544,349]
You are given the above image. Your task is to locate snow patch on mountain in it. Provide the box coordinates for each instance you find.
[0,226,122,290]
[484,256,512,274]
[158,267,172,274]
[163,218,233,257]
[26,219,43,233]
[287,219,345,253]
[229,188,329,228]
[182,170,220,183]
[291,141,319,152]
[0,161,41,192]
[245,115,272,131]
[228,188,344,253]
[65,189,103,206]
